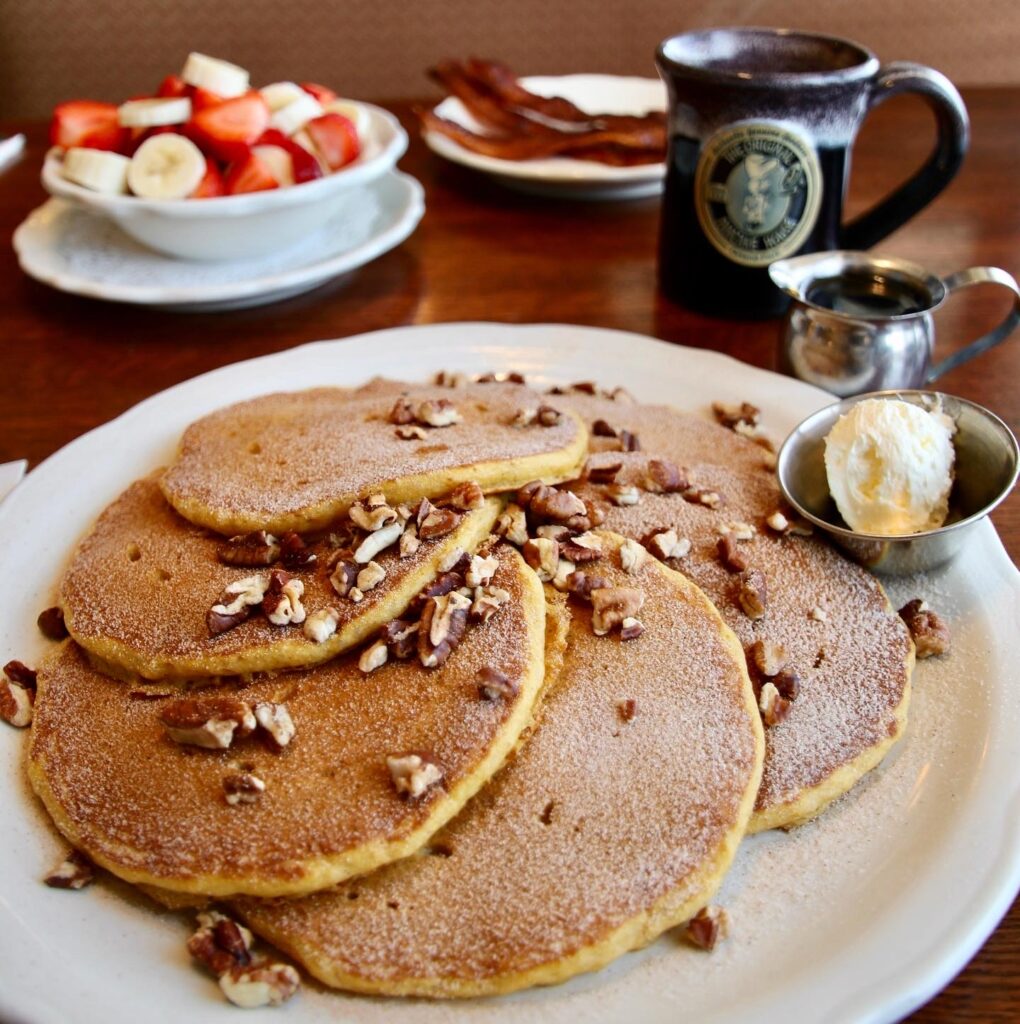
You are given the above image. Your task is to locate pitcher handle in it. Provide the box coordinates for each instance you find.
[926,266,1020,382]
[841,62,969,250]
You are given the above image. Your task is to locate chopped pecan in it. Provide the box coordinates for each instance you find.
[207,574,269,635]
[647,528,691,561]
[536,404,562,426]
[617,698,637,722]
[3,659,37,688]
[465,553,499,587]
[588,460,623,484]
[388,396,416,424]
[414,570,465,610]
[359,639,389,673]
[582,498,607,528]
[262,571,305,626]
[685,905,729,951]
[606,483,641,506]
[387,754,443,798]
[382,618,419,659]
[643,459,688,493]
[527,485,587,523]
[418,506,460,540]
[434,370,467,387]
[748,639,787,678]
[0,679,34,728]
[765,510,791,534]
[188,910,254,977]
[590,587,645,636]
[253,702,295,748]
[303,606,340,643]
[219,963,300,1009]
[223,772,265,806]
[44,849,94,890]
[619,537,647,573]
[495,503,529,546]
[356,560,387,593]
[445,480,484,511]
[898,599,951,658]
[591,418,618,437]
[279,531,316,569]
[161,697,256,750]
[684,487,723,509]
[470,584,511,623]
[523,537,560,582]
[37,606,69,640]
[218,530,280,567]
[617,430,641,452]
[759,682,791,726]
[712,401,760,431]
[477,666,518,701]
[439,547,471,574]
[419,591,471,668]
[717,535,749,573]
[620,617,644,641]
[354,520,404,563]
[737,569,768,620]
[510,406,537,428]
[551,557,577,592]
[349,499,398,532]
[478,370,526,384]
[395,424,428,440]
[719,521,756,541]
[564,571,610,602]
[773,668,801,701]
[399,524,421,558]
[809,605,828,623]
[561,531,602,563]
[570,381,598,395]
[416,398,461,427]
[329,559,359,597]
[536,523,571,543]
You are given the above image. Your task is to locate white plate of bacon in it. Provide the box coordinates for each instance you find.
[418,60,667,199]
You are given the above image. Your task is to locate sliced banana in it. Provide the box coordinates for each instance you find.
[325,99,371,139]
[251,144,295,187]
[118,97,192,128]
[181,52,249,98]
[260,81,306,112]
[127,134,206,199]
[269,92,322,136]
[62,147,131,194]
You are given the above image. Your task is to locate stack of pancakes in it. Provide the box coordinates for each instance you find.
[21,375,913,1000]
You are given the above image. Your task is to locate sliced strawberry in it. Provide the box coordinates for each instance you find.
[157,74,188,98]
[300,82,338,105]
[192,158,227,198]
[50,100,129,152]
[188,85,224,112]
[188,93,270,162]
[225,151,279,194]
[304,113,360,171]
[256,128,323,184]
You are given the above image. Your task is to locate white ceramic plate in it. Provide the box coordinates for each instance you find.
[13,171,424,311]
[424,75,667,200]
[1,323,1017,1024]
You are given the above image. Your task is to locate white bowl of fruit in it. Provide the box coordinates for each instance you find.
[41,53,408,261]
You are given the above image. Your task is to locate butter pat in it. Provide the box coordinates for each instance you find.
[824,398,955,536]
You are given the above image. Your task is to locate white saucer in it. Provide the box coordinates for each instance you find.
[13,170,425,311]
[423,74,667,200]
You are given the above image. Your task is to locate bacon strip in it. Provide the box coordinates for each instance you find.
[419,58,667,166]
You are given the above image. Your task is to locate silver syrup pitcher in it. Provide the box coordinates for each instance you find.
[771,251,1020,395]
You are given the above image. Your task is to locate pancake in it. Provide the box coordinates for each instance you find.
[234,533,763,998]
[61,475,501,681]
[160,382,587,535]
[538,390,914,831]
[29,545,548,898]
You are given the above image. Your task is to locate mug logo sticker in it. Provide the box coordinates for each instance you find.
[694,122,822,267]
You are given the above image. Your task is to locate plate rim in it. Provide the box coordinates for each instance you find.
[1,322,1018,1024]
[13,171,425,306]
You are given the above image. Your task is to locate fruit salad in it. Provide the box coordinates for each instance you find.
[50,53,369,199]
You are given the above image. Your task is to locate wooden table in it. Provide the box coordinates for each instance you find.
[1,88,1017,1021]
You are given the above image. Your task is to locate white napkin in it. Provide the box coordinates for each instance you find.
[0,134,26,174]
[0,460,28,503]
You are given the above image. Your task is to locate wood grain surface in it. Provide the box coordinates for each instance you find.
[0,87,1017,1020]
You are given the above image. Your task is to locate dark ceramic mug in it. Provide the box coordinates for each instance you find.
[655,28,969,318]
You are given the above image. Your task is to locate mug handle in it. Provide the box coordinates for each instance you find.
[841,62,969,250]
[926,266,1020,382]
